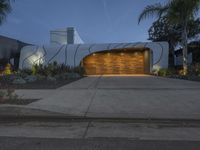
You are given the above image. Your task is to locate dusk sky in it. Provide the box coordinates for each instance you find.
[0,0,198,45]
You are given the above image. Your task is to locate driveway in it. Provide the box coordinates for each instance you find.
[17,75,200,119]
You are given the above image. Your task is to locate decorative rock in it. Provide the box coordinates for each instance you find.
[12,77,26,84]
[24,75,37,83]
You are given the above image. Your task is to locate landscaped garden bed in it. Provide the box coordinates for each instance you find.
[0,77,82,89]
[0,62,84,89]
[0,89,39,105]
[0,98,39,105]
[153,63,200,82]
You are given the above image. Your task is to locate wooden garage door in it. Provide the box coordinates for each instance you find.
[83,51,144,75]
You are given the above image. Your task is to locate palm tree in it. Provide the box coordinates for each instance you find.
[138,0,200,75]
[0,0,12,25]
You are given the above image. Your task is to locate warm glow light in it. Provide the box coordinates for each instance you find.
[87,74,150,77]
[93,53,96,56]
[84,50,145,75]
[134,52,139,56]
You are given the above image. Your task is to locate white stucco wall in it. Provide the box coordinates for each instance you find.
[50,27,84,45]
[19,42,169,71]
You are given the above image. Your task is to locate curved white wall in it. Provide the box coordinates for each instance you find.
[19,42,169,70]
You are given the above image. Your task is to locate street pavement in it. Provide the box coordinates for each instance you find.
[1,137,200,150]
[0,120,200,141]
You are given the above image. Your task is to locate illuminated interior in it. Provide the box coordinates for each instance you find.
[82,48,151,75]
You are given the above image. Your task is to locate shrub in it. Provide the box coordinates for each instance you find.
[158,69,167,76]
[73,66,85,76]
[158,68,176,77]
[0,88,19,102]
[19,68,33,77]
[20,62,85,79]
[188,63,200,76]
[3,63,12,75]
[31,62,85,77]
[6,88,18,100]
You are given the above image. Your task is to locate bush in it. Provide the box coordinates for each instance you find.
[72,66,85,76]
[188,63,200,76]
[30,62,85,77]
[19,68,33,77]
[17,61,85,81]
[158,69,167,76]
[3,63,12,75]
[158,68,176,77]
[0,88,19,102]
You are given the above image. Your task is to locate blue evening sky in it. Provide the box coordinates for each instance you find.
[0,0,198,45]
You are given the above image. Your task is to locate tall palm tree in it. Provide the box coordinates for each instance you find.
[138,0,200,75]
[0,0,12,25]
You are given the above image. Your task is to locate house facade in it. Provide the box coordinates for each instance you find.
[1,27,169,75]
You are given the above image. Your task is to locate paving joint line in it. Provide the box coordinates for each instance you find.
[84,76,102,117]
[87,76,102,89]
[82,121,91,139]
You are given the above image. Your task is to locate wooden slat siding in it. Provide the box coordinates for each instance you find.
[83,51,145,75]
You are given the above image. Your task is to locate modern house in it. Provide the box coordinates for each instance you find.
[1,27,169,75]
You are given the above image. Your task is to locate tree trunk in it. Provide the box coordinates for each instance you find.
[182,23,188,75]
[168,40,175,68]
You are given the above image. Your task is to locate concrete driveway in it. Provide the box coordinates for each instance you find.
[19,75,200,119]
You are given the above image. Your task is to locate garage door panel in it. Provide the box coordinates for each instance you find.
[83,51,144,75]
